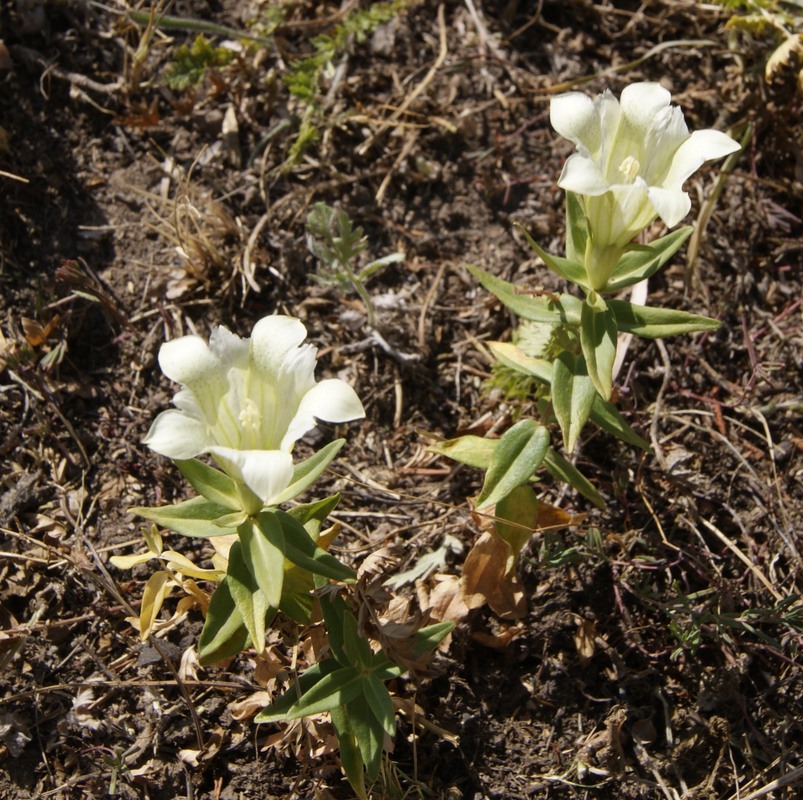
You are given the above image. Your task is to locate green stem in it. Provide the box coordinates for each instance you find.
[127,10,274,47]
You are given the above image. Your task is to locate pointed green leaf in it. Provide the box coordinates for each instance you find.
[286,493,341,540]
[514,222,589,287]
[411,621,454,656]
[272,439,345,504]
[428,435,497,469]
[476,420,550,508]
[255,658,341,722]
[319,589,351,667]
[466,264,579,325]
[580,300,617,401]
[608,300,721,338]
[495,484,539,558]
[239,512,286,609]
[282,667,363,719]
[198,578,250,666]
[487,341,552,385]
[565,190,588,264]
[130,496,238,538]
[174,459,242,511]
[605,227,692,292]
[543,450,604,509]
[227,540,272,653]
[278,585,314,624]
[590,396,649,450]
[551,352,597,453]
[347,691,385,782]
[369,650,404,681]
[341,611,373,671]
[275,510,356,582]
[362,675,396,739]
[330,705,368,800]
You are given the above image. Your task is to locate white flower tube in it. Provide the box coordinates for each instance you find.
[550,82,739,290]
[144,315,365,508]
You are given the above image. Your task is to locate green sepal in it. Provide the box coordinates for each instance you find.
[565,190,588,264]
[129,496,239,538]
[198,577,250,666]
[580,299,618,401]
[476,419,550,508]
[605,227,692,292]
[330,705,368,800]
[239,512,286,609]
[608,300,721,338]
[272,439,345,504]
[226,539,273,653]
[254,658,342,722]
[174,459,242,511]
[543,449,604,509]
[275,510,356,582]
[466,264,581,325]
[551,351,596,453]
[514,222,589,288]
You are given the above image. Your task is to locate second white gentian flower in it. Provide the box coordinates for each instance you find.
[143,315,365,512]
[550,82,740,290]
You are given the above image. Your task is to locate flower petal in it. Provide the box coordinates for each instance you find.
[619,82,672,135]
[280,379,366,451]
[209,447,294,506]
[208,325,248,369]
[662,129,740,189]
[557,153,610,196]
[251,316,309,378]
[647,186,692,228]
[550,91,603,154]
[143,409,209,460]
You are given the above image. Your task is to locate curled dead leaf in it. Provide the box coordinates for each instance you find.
[461,530,527,619]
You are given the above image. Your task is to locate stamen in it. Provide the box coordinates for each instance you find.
[618,156,640,183]
[238,398,262,432]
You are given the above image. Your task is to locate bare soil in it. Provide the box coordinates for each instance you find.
[1,1,802,798]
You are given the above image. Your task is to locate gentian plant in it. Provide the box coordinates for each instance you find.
[118,314,452,797]
[432,82,739,572]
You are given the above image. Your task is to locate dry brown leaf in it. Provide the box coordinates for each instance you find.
[419,573,469,626]
[765,34,803,85]
[179,645,201,682]
[229,691,275,721]
[574,617,597,665]
[471,625,525,650]
[537,501,585,532]
[461,530,526,619]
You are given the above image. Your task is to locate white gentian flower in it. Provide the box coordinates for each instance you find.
[550,82,740,290]
[144,315,365,511]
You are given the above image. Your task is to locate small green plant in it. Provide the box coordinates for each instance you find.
[280,0,415,168]
[117,315,450,797]
[306,202,404,328]
[165,34,235,91]
[431,82,740,604]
